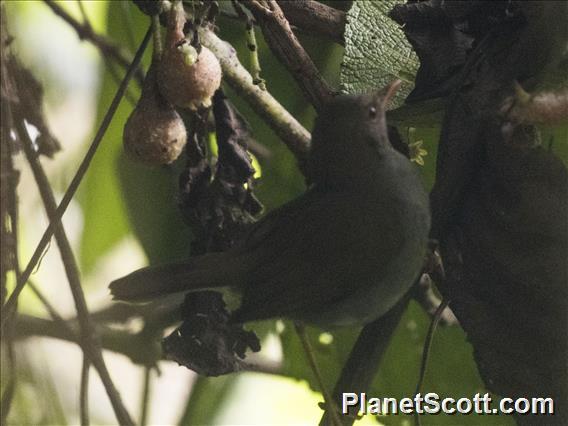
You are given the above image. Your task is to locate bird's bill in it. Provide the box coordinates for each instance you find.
[379,79,402,109]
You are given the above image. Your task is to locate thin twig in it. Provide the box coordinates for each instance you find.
[15,314,158,366]
[232,0,266,90]
[103,58,139,107]
[0,378,15,426]
[74,0,139,106]
[16,118,134,425]
[278,0,346,45]
[1,27,152,329]
[13,313,287,379]
[0,175,17,424]
[412,274,457,326]
[139,367,152,426]
[76,0,91,31]
[295,323,342,426]
[319,299,408,426]
[43,0,145,86]
[151,13,163,60]
[243,0,333,111]
[0,21,21,417]
[414,298,451,426]
[199,26,311,161]
[80,356,90,426]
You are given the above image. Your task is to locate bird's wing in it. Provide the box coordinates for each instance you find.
[233,186,404,323]
[108,190,324,302]
[110,186,406,321]
[109,250,247,302]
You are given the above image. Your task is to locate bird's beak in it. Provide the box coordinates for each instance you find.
[378,79,402,109]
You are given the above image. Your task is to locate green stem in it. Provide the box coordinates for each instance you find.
[246,20,266,90]
[414,298,451,426]
[295,323,343,426]
[152,13,163,60]
[200,27,311,160]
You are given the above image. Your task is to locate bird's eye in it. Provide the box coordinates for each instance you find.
[368,106,377,119]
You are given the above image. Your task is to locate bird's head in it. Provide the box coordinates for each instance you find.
[309,80,401,186]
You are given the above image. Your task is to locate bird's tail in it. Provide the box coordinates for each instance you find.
[109,252,242,302]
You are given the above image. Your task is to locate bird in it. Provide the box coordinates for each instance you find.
[109,81,431,329]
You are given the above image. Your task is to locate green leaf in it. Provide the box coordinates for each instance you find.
[78,1,150,272]
[341,0,418,106]
[117,151,192,265]
[373,302,512,425]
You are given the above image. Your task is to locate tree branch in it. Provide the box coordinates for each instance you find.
[80,355,90,426]
[1,27,151,329]
[43,0,145,86]
[199,25,311,161]
[43,0,311,163]
[13,314,284,377]
[223,0,346,44]
[16,118,134,425]
[278,0,346,45]
[242,0,334,111]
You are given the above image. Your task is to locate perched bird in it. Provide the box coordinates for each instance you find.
[110,81,430,328]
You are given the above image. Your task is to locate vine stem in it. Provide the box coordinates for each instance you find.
[151,13,162,61]
[80,356,90,426]
[414,298,451,426]
[1,26,151,329]
[139,367,152,426]
[294,323,343,426]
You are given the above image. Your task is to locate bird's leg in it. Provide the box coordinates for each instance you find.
[294,322,343,426]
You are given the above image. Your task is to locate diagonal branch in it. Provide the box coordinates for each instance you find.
[16,117,134,426]
[1,23,151,370]
[277,0,346,45]
[200,26,311,161]
[14,314,284,377]
[242,0,333,111]
[43,0,145,86]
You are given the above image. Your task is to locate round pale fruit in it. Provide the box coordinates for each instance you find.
[123,65,187,165]
[158,42,222,110]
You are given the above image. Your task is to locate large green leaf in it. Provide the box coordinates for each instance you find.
[341,0,418,106]
[78,1,151,272]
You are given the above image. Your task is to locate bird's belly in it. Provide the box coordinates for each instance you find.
[301,233,426,328]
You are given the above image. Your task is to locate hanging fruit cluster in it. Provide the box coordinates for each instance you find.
[123,0,222,165]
